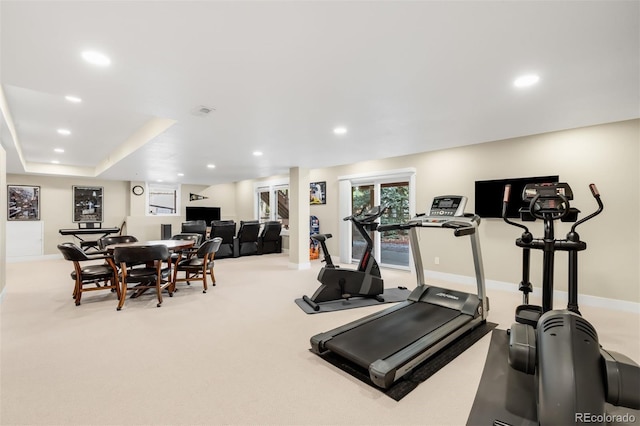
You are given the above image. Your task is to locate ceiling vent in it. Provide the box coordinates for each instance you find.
[192,105,215,117]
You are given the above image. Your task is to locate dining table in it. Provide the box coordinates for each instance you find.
[104,239,196,300]
[104,239,196,253]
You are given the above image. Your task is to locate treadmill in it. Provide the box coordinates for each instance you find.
[310,195,489,389]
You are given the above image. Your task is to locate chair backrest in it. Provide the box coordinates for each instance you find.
[237,220,261,243]
[260,221,282,241]
[197,237,223,258]
[210,220,236,243]
[181,220,207,242]
[171,233,202,246]
[113,245,170,264]
[57,242,90,262]
[98,235,138,250]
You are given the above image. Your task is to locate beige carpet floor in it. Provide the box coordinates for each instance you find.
[1,253,638,425]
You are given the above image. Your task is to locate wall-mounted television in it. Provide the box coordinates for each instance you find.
[475,175,559,218]
[185,206,221,224]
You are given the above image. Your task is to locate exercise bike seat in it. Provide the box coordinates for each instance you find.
[311,233,332,242]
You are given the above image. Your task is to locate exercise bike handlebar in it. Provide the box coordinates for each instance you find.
[343,205,388,223]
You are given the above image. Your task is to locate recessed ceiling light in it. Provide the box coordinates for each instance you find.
[65,95,82,103]
[253,151,263,156]
[207,164,216,169]
[157,179,163,183]
[513,74,540,88]
[333,127,347,135]
[51,160,60,164]
[81,50,111,66]
[177,173,184,177]
[54,148,65,153]
[57,128,71,135]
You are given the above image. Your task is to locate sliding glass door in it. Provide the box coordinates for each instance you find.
[351,185,375,261]
[380,182,410,267]
[349,179,411,268]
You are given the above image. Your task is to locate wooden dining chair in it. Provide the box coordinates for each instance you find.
[97,235,138,251]
[168,233,202,263]
[172,238,222,293]
[57,243,119,306]
[112,245,172,311]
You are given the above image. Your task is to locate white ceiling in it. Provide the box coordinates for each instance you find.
[1,1,638,186]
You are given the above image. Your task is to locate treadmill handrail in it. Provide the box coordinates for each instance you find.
[409,215,487,319]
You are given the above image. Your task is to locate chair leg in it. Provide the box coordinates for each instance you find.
[117,282,127,311]
[113,272,122,299]
[156,278,163,307]
[202,272,208,293]
[74,278,82,306]
[171,265,179,293]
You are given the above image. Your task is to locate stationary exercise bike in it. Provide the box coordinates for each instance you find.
[502,182,639,425]
[302,205,387,311]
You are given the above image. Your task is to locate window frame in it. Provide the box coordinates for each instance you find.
[146,182,181,216]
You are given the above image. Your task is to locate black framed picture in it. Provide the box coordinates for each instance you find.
[8,185,41,221]
[73,186,104,222]
[310,181,326,205]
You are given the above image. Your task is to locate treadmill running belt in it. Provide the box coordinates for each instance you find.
[325,303,462,367]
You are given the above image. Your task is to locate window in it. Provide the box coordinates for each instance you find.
[147,183,180,215]
[339,169,416,269]
[255,180,289,227]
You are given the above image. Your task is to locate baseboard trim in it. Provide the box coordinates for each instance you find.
[424,270,639,314]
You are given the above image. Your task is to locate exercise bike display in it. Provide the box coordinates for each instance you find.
[502,182,639,425]
[302,205,386,311]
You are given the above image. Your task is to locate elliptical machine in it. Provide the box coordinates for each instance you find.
[503,182,639,425]
[302,205,387,311]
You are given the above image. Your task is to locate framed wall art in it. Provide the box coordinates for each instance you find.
[73,186,104,223]
[8,185,41,221]
[310,181,326,205]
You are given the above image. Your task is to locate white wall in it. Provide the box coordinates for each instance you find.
[3,176,230,253]
[5,119,638,303]
[237,119,640,303]
[1,144,6,295]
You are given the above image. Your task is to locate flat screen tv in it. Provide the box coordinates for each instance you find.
[185,206,221,224]
[475,175,559,218]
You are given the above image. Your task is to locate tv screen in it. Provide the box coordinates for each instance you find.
[475,175,559,218]
[185,207,221,224]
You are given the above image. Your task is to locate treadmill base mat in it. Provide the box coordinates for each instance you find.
[317,321,497,401]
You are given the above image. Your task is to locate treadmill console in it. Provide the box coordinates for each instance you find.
[429,196,467,217]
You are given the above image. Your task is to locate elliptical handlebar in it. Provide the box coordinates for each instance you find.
[502,184,529,233]
[570,183,604,234]
[528,192,571,221]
